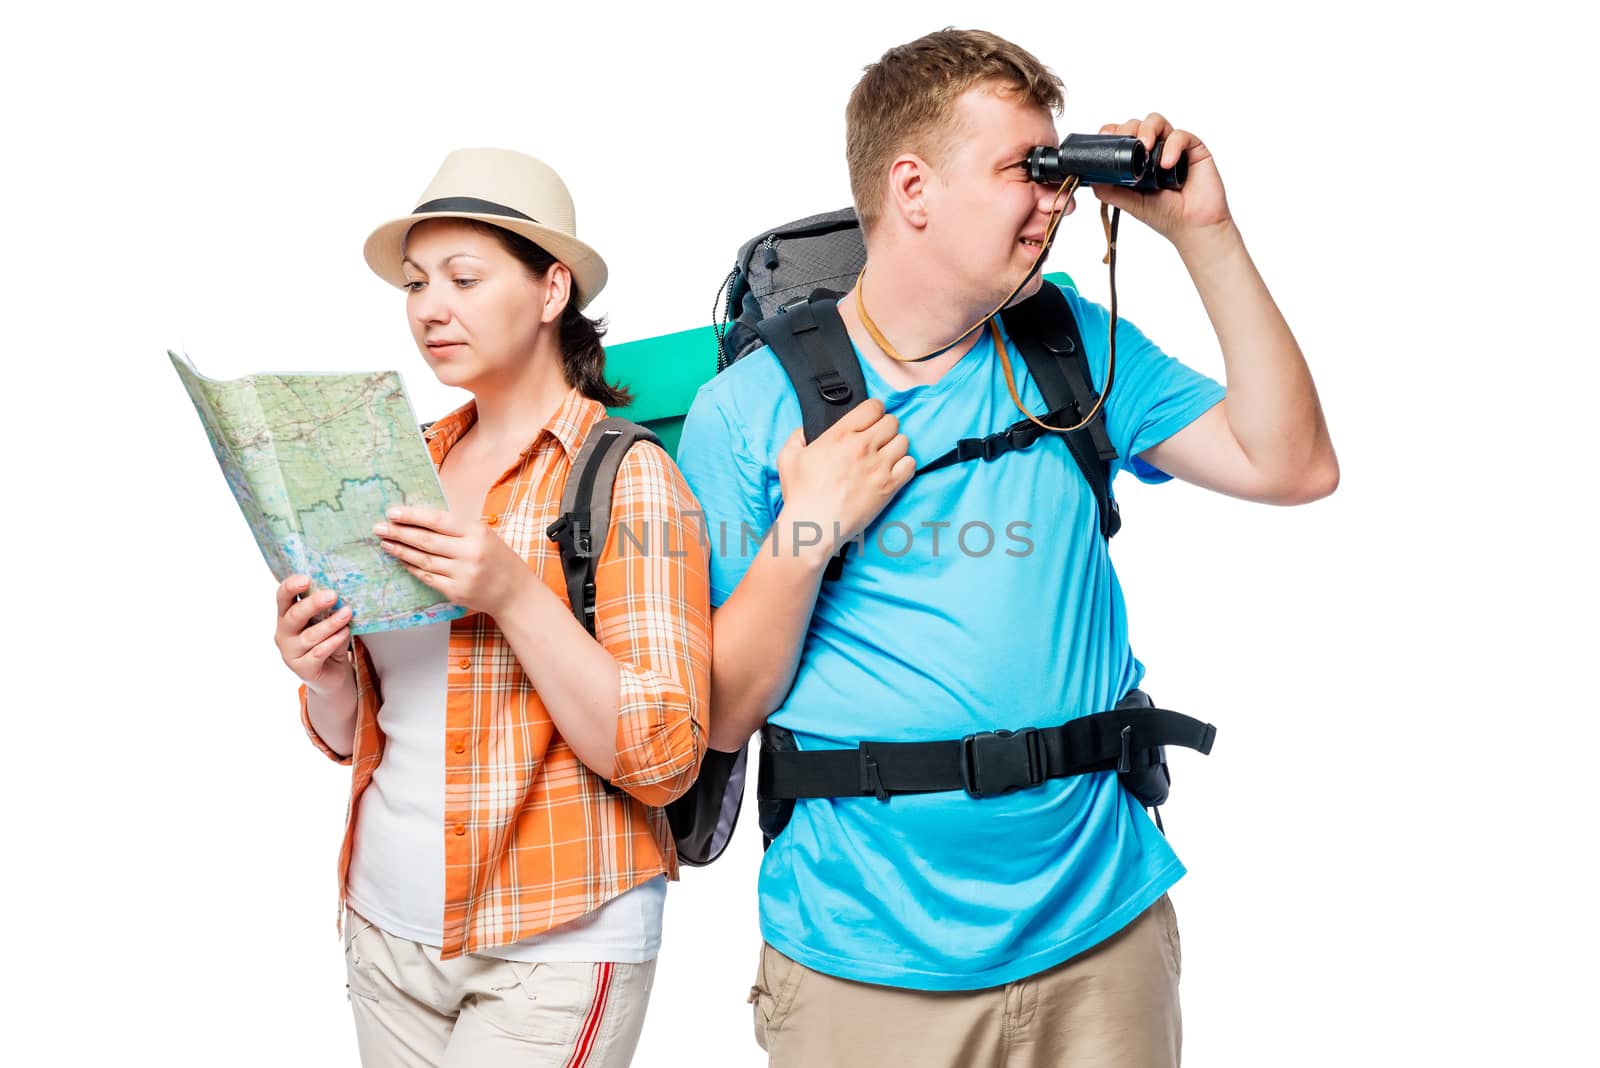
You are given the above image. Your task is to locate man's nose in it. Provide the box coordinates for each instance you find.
[1037,182,1075,215]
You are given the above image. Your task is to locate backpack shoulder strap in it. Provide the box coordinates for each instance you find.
[546,416,664,635]
[756,293,870,444]
[1000,285,1123,540]
[756,293,870,580]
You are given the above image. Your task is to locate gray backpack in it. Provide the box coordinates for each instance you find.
[713,207,866,371]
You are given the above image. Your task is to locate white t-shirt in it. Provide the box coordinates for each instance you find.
[345,621,665,962]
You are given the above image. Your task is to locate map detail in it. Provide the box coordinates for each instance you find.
[172,351,466,635]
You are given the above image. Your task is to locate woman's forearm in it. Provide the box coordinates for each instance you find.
[305,666,359,758]
[493,573,624,779]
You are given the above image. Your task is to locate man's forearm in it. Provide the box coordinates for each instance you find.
[1178,221,1337,493]
[707,520,831,751]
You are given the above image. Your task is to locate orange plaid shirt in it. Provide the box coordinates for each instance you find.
[299,388,711,959]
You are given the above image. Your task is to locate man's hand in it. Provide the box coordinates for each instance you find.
[774,399,914,560]
[375,506,532,617]
[1092,113,1232,250]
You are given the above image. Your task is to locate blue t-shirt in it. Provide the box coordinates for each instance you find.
[675,283,1225,990]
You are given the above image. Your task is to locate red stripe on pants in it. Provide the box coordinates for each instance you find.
[566,961,614,1067]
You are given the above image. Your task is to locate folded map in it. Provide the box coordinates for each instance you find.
[171,352,466,634]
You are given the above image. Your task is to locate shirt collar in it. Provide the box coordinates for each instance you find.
[540,387,604,462]
[422,387,606,466]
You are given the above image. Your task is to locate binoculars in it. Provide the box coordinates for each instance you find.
[1026,134,1187,191]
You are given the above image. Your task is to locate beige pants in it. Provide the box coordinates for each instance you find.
[344,910,656,1068]
[750,894,1182,1068]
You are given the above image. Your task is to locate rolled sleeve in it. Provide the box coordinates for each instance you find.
[594,442,713,807]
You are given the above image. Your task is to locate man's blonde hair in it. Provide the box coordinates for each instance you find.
[846,28,1064,232]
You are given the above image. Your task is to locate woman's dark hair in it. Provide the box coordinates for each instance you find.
[464,220,632,408]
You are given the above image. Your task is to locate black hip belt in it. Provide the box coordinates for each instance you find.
[756,700,1216,803]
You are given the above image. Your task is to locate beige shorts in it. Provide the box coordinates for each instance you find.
[749,893,1182,1068]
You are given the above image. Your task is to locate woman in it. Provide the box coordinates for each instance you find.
[272,147,711,1067]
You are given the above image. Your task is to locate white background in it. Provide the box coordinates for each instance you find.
[4,1,1594,1065]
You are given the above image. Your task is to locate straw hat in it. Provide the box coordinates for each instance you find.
[363,147,607,310]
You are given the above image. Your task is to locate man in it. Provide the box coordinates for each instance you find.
[675,27,1337,1067]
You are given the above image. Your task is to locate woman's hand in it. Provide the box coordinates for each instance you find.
[375,506,533,617]
[274,574,355,694]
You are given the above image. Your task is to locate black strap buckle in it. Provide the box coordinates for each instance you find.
[952,423,1045,465]
[954,433,1012,463]
[816,371,853,406]
[546,513,593,558]
[1007,424,1041,452]
[960,728,1044,798]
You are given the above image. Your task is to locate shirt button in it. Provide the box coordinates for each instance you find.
[453,823,466,836]
[484,515,499,526]
[457,657,471,670]
[454,741,466,754]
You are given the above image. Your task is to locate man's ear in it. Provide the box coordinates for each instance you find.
[887,153,931,231]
